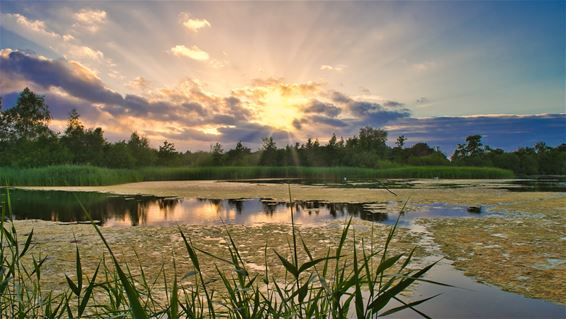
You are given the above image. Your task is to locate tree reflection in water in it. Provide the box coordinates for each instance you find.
[7,189,394,226]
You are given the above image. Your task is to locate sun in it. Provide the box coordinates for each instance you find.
[258,89,307,130]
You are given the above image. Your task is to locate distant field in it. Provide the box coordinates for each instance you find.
[0,165,515,186]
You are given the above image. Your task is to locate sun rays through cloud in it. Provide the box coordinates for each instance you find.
[0,1,564,151]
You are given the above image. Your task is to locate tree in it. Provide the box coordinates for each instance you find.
[226,141,251,165]
[357,127,388,155]
[104,141,135,168]
[65,109,84,135]
[210,142,224,165]
[451,135,489,166]
[395,135,407,149]
[260,137,278,165]
[127,132,156,167]
[61,110,106,165]
[158,140,178,165]
[4,88,52,141]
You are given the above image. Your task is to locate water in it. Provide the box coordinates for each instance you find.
[2,187,564,317]
[382,223,566,318]
[233,176,566,192]
[2,189,491,227]
[386,260,566,318]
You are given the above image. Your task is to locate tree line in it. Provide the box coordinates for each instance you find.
[1,88,564,175]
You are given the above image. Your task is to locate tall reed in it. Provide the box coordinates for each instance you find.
[0,164,514,186]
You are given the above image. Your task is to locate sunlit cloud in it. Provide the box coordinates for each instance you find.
[411,61,436,72]
[180,12,211,32]
[127,76,151,92]
[73,8,107,32]
[2,13,62,40]
[170,45,210,61]
[10,13,48,33]
[320,64,346,72]
[67,46,104,61]
[0,11,112,76]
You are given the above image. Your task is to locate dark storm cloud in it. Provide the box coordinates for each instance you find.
[0,50,187,121]
[181,102,207,116]
[210,114,239,125]
[304,100,341,117]
[216,123,290,144]
[387,114,566,154]
[0,50,123,105]
[302,115,348,127]
[331,91,353,104]
[225,97,252,122]
[383,100,404,108]
[345,101,411,131]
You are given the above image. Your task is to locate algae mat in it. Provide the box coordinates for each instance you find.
[22,180,565,206]
[19,180,566,304]
[12,219,423,299]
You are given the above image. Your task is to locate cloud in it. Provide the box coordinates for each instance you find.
[170,45,210,61]
[331,91,353,104]
[2,13,62,40]
[4,50,561,153]
[10,13,48,32]
[411,61,436,72]
[384,114,566,154]
[303,100,341,117]
[0,12,109,66]
[180,12,211,32]
[0,50,121,105]
[303,115,348,127]
[127,76,151,91]
[320,64,346,72]
[0,50,410,150]
[68,46,104,61]
[383,101,404,108]
[73,8,107,32]
[217,123,291,144]
[0,50,262,147]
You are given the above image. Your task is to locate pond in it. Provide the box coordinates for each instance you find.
[233,176,566,192]
[1,185,564,317]
[2,189,493,227]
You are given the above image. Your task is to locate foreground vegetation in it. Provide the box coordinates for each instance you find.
[1,88,563,176]
[0,165,514,186]
[0,189,445,318]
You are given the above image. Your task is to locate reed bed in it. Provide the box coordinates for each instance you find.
[0,165,514,186]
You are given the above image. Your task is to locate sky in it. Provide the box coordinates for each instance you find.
[0,1,564,154]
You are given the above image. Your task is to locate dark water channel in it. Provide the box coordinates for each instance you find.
[234,176,566,192]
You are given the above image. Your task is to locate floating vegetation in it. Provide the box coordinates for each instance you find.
[0,188,442,318]
[425,215,566,304]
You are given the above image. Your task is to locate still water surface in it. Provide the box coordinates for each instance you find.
[4,189,490,227]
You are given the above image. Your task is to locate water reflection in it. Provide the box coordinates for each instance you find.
[3,189,484,227]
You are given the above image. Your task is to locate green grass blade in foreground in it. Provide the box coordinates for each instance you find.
[74,194,148,319]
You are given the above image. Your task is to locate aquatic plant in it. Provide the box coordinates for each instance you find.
[0,187,448,318]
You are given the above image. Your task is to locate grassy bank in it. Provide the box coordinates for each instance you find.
[0,165,143,186]
[0,165,514,186]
